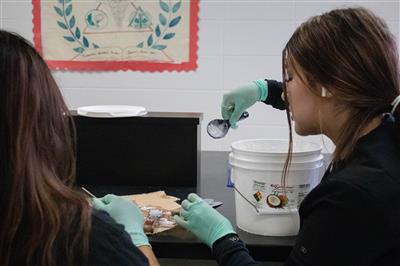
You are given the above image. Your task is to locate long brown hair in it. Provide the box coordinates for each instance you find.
[0,31,92,265]
[281,7,399,180]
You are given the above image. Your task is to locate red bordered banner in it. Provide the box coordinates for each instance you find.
[32,0,198,71]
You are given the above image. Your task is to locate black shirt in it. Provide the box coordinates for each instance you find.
[6,208,148,265]
[212,81,400,265]
[88,209,149,266]
[286,122,400,265]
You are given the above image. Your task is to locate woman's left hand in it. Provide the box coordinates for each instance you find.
[92,194,150,247]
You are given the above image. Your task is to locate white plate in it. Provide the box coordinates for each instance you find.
[77,105,147,118]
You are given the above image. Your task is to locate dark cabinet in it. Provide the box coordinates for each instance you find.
[72,111,202,193]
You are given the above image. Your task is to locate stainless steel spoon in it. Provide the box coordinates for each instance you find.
[207,112,249,139]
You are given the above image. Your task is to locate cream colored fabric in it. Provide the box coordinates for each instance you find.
[38,0,191,63]
[124,191,181,212]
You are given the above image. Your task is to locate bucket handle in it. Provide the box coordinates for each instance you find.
[232,185,261,214]
[227,164,257,212]
[228,164,265,214]
[226,165,235,187]
[229,165,296,215]
[232,185,298,215]
[229,154,328,215]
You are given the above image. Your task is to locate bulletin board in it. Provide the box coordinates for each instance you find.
[32,0,199,71]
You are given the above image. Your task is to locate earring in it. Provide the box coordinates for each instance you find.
[321,87,327,97]
[382,112,395,123]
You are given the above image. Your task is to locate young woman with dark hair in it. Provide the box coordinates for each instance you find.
[0,30,158,266]
[174,7,400,265]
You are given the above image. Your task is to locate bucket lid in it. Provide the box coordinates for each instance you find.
[77,105,147,118]
[231,139,322,157]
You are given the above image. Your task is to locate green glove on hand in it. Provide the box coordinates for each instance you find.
[221,80,268,128]
[92,194,149,247]
[174,193,235,247]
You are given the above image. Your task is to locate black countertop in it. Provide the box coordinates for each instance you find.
[87,151,295,261]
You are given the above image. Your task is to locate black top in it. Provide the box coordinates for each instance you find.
[286,122,400,265]
[212,81,400,265]
[6,209,148,265]
[88,209,149,266]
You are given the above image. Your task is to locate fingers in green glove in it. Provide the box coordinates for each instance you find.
[221,101,234,121]
[221,82,262,129]
[187,193,202,203]
[173,214,187,227]
[181,198,199,210]
[181,199,192,210]
[229,110,243,129]
[91,197,104,209]
[174,193,235,247]
[180,209,189,219]
[101,194,118,204]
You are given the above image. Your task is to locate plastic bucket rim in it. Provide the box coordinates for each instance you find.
[229,160,325,171]
[231,138,322,155]
[229,152,324,165]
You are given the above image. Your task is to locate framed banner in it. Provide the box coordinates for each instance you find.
[33,0,198,71]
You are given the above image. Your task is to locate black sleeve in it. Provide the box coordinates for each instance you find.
[263,79,286,110]
[285,180,385,266]
[212,233,259,266]
[88,209,149,266]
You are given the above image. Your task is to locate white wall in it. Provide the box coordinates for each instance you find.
[1,0,399,151]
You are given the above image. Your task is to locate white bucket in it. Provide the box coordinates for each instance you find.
[229,139,324,236]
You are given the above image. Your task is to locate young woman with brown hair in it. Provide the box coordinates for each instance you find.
[0,30,158,266]
[175,7,400,265]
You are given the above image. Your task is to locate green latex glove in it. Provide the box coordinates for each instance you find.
[221,81,267,128]
[92,194,149,247]
[174,193,235,247]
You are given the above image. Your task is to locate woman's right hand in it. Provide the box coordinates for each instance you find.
[174,193,235,248]
[221,81,266,128]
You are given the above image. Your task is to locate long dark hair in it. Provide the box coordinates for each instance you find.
[281,7,399,179]
[0,31,92,265]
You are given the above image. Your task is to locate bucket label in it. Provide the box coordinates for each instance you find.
[252,180,311,210]
[252,181,266,208]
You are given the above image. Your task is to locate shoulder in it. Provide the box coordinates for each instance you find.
[88,209,149,266]
[301,135,400,231]
[328,155,400,210]
[291,125,400,265]
[301,168,400,236]
[313,128,400,213]
[292,178,400,265]
[301,177,372,216]
[305,163,400,211]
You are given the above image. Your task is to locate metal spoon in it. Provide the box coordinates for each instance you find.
[207,111,249,139]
